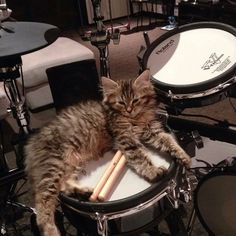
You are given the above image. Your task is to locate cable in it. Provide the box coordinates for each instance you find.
[3,80,12,102]
[20,65,25,96]
[179,112,223,123]
[228,96,236,113]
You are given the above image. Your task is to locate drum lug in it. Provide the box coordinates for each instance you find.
[179,176,192,204]
[179,189,190,203]
[96,212,108,236]
[178,168,193,204]
[168,90,174,102]
[167,179,179,209]
[191,130,203,149]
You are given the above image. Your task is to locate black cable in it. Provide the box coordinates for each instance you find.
[3,80,12,102]
[20,65,25,96]
[179,112,223,123]
[228,96,236,113]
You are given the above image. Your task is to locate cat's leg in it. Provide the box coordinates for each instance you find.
[142,123,191,168]
[63,166,94,199]
[62,149,94,198]
[115,134,167,182]
[35,175,61,236]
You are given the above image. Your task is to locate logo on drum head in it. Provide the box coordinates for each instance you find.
[201,53,224,70]
[155,39,174,54]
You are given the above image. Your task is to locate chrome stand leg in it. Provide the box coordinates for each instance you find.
[187,208,196,236]
[4,79,30,134]
[1,61,31,135]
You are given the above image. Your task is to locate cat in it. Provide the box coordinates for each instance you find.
[24,70,191,236]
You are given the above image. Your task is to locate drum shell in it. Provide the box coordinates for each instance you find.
[154,85,229,108]
[59,161,179,235]
[61,199,168,235]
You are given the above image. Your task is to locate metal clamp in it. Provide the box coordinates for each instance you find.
[96,212,108,236]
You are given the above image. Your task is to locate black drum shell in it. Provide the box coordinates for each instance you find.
[59,161,178,235]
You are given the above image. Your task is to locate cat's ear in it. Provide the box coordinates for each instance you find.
[133,70,151,88]
[101,77,118,91]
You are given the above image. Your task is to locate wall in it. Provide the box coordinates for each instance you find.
[6,0,80,29]
[85,0,129,24]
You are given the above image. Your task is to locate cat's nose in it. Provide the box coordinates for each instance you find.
[126,106,132,113]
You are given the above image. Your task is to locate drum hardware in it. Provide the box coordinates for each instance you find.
[167,166,192,209]
[1,58,31,168]
[158,110,203,156]
[178,169,193,204]
[137,31,151,74]
[164,76,236,101]
[166,179,179,209]
[96,213,108,236]
[0,0,11,26]
[167,114,236,145]
[186,208,197,236]
[86,0,124,77]
[1,58,31,135]
[191,130,203,149]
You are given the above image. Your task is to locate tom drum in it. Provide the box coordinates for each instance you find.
[143,22,236,108]
[59,150,189,235]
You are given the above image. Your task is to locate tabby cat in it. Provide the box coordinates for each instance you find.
[24,70,191,236]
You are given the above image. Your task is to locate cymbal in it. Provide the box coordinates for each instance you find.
[0,21,60,64]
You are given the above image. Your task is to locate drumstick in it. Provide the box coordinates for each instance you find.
[89,150,123,202]
[98,155,126,202]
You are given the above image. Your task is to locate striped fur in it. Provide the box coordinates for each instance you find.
[24,70,190,236]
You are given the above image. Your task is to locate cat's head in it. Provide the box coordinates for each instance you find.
[101,70,157,118]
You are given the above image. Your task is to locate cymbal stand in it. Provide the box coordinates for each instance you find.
[0,58,36,235]
[88,0,121,77]
[0,0,12,28]
[161,0,177,31]
[0,57,31,136]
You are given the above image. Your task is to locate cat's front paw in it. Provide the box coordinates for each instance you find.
[63,179,93,200]
[177,152,191,168]
[143,166,168,182]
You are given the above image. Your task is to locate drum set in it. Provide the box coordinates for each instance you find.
[59,19,236,236]
[1,0,236,234]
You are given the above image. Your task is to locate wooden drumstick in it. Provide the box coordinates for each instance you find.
[89,150,123,202]
[98,155,126,202]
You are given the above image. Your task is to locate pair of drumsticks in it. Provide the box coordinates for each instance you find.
[89,150,126,202]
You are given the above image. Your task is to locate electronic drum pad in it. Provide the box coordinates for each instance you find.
[194,159,236,235]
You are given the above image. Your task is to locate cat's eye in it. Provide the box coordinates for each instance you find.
[133,98,139,104]
[118,101,125,105]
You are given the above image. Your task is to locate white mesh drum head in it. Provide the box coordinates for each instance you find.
[145,23,236,92]
[78,151,171,201]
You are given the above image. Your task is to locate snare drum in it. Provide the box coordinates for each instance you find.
[59,151,187,235]
[143,22,236,108]
[194,157,236,235]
